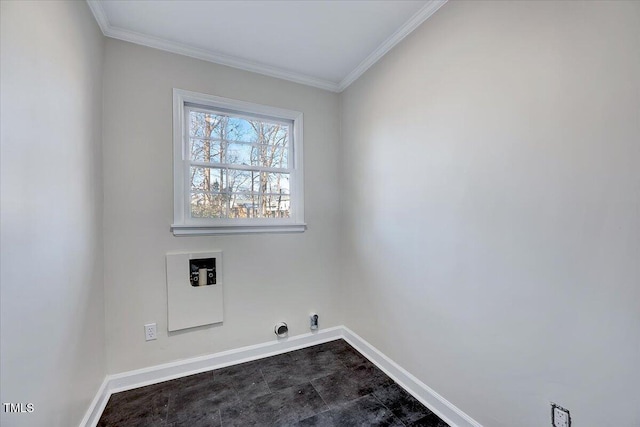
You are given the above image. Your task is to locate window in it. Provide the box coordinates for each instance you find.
[171,89,305,235]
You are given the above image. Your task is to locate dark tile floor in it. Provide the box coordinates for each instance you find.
[98,339,449,426]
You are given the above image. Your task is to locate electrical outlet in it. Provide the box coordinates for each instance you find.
[144,323,157,341]
[552,403,571,427]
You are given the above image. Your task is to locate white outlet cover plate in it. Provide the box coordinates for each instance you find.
[144,323,157,341]
[553,405,570,427]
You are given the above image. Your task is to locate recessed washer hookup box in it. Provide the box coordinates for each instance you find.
[166,251,223,332]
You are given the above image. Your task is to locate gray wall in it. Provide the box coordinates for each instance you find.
[0,1,106,426]
[2,2,639,426]
[340,1,640,426]
[102,39,343,373]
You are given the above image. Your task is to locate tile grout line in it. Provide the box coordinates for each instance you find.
[308,379,331,415]
[259,368,272,394]
[306,345,372,419]
[372,392,407,427]
[296,344,349,421]
[316,347,351,412]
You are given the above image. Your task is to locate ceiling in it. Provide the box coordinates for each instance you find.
[87,0,446,92]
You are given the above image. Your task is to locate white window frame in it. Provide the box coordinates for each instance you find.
[171,88,305,236]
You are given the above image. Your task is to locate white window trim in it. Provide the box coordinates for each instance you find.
[171,88,305,236]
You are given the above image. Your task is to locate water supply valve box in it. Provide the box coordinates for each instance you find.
[189,257,216,286]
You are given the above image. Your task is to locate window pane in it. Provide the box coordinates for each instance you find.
[229,194,261,219]
[228,169,259,194]
[190,166,226,193]
[250,145,288,169]
[191,192,227,218]
[261,193,290,218]
[191,138,221,163]
[253,122,290,147]
[262,172,290,195]
[223,138,289,168]
[226,117,259,143]
[226,142,254,165]
[190,167,228,219]
[270,145,288,169]
[190,111,223,138]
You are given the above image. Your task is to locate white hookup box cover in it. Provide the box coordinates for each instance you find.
[166,251,223,331]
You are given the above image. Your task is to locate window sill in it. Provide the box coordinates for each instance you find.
[171,223,306,236]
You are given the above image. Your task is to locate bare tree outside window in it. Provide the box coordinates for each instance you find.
[188,109,291,220]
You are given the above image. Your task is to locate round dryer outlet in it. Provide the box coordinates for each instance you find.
[274,322,288,338]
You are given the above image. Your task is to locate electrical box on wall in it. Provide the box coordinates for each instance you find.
[166,251,223,332]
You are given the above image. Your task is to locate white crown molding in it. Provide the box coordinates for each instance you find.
[85,0,339,92]
[105,26,340,92]
[86,0,446,93]
[337,0,448,92]
[86,0,109,34]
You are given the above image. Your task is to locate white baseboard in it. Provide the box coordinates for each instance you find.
[108,327,343,394]
[81,325,480,427]
[81,327,343,427]
[78,377,109,427]
[342,327,482,427]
